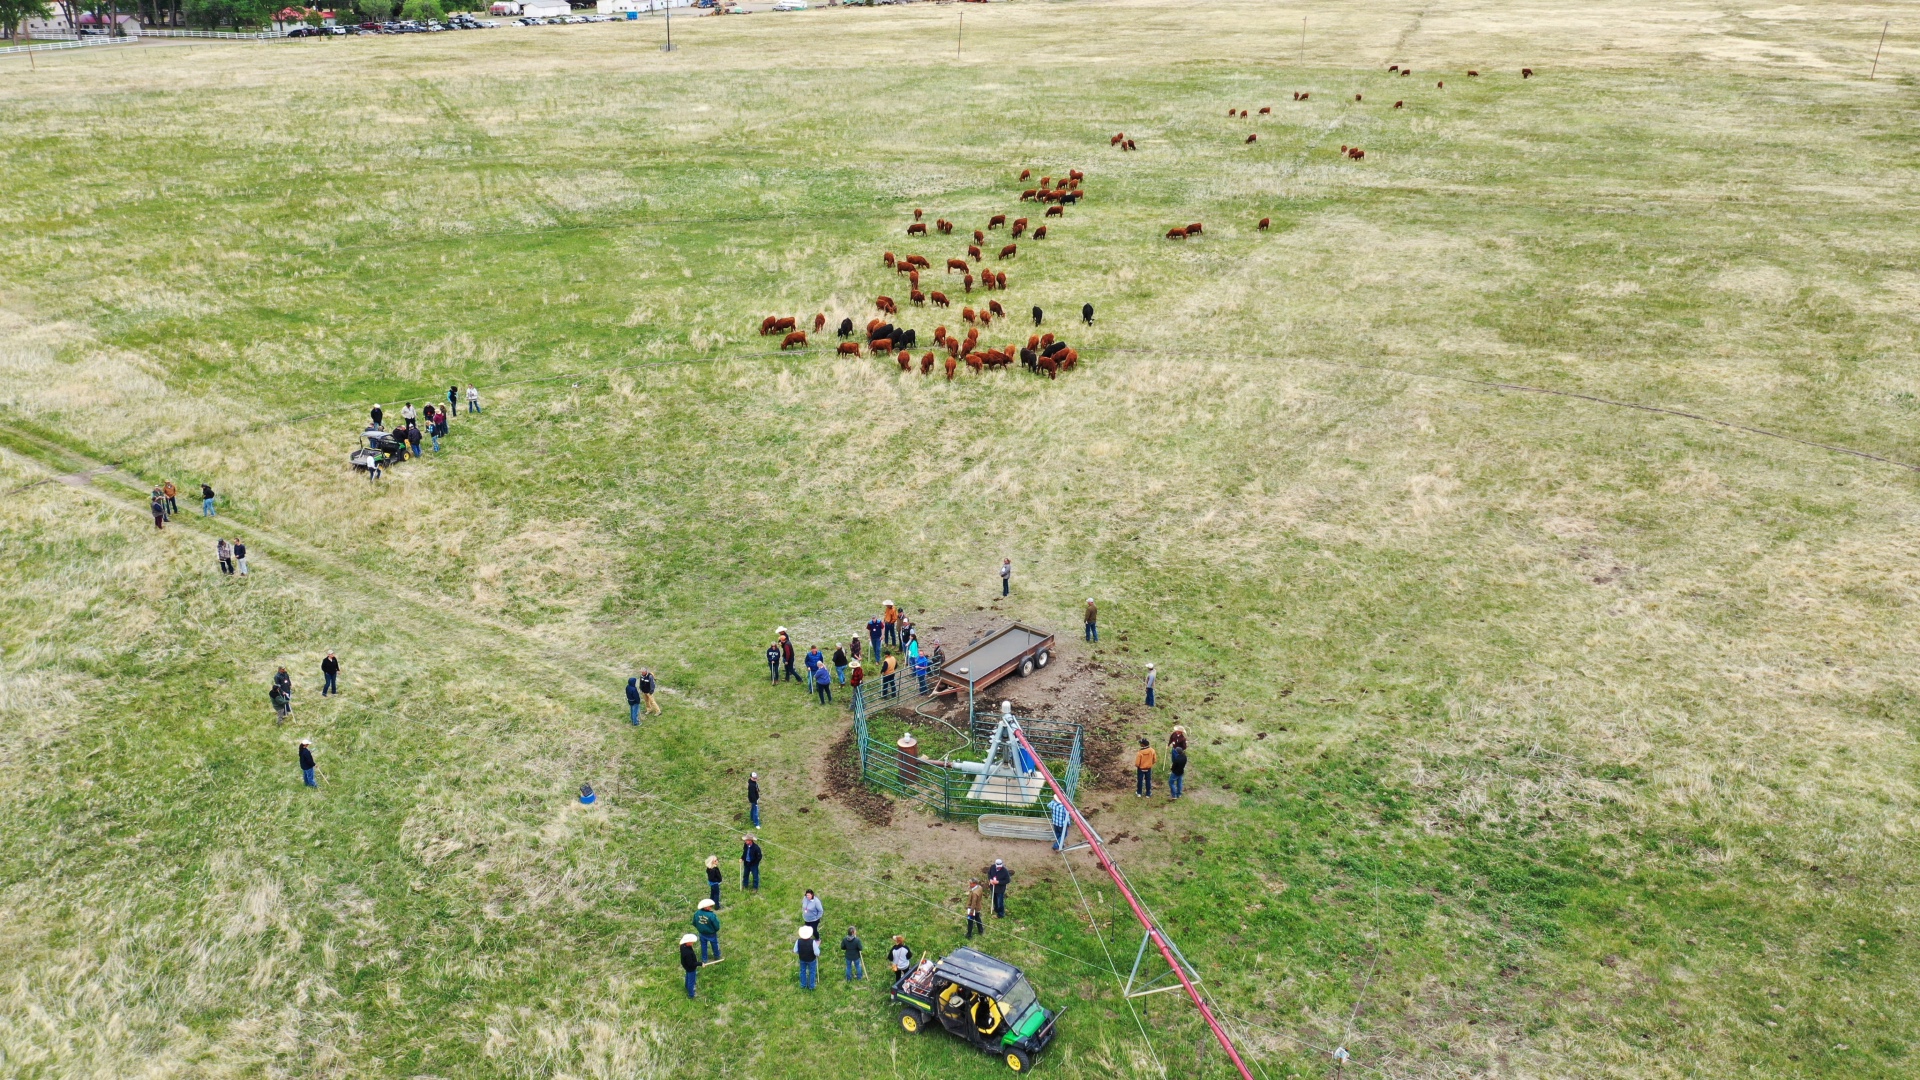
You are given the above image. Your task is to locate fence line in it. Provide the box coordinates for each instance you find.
[0,36,139,56]
[140,28,293,39]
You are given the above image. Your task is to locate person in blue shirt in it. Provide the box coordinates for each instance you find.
[867,616,884,659]
[740,835,762,891]
[626,677,642,725]
[913,652,931,696]
[1048,797,1071,850]
[813,662,832,704]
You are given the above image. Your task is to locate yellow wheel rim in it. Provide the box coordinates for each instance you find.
[1007,1052,1023,1072]
[901,1015,917,1032]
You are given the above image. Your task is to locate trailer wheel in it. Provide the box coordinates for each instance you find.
[1035,649,1049,669]
[1019,657,1035,678]
[899,1007,926,1034]
[1006,1048,1033,1072]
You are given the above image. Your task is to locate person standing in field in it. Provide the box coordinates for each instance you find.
[794,926,818,990]
[987,859,1012,918]
[401,402,415,425]
[965,878,985,938]
[867,615,883,658]
[740,834,762,891]
[880,652,899,700]
[466,385,481,414]
[150,491,167,529]
[405,421,423,462]
[680,933,701,999]
[429,408,444,453]
[804,644,823,683]
[847,658,863,700]
[882,602,898,647]
[216,538,234,575]
[232,539,248,576]
[162,481,178,515]
[271,683,291,723]
[321,652,339,696]
[626,677,642,725]
[1168,733,1188,800]
[705,855,723,907]
[1048,796,1071,851]
[813,660,832,704]
[779,631,798,683]
[842,926,865,981]
[1145,663,1157,707]
[748,772,761,827]
[694,898,721,962]
[201,483,217,517]
[848,633,862,665]
[832,643,848,685]
[639,668,661,716]
[370,404,383,428]
[888,935,913,984]
[801,889,824,941]
[448,385,460,420]
[299,740,317,787]
[766,640,781,683]
[999,558,1012,597]
[1134,738,1155,797]
[1084,598,1098,642]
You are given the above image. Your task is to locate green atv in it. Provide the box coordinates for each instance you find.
[891,946,1062,1072]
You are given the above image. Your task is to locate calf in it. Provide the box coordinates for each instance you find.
[930,291,950,307]
[1258,216,1271,230]
[814,312,826,332]
[1246,133,1258,143]
[937,219,954,234]
[837,317,854,337]
[1033,225,1047,239]
[907,222,928,236]
[780,330,807,350]
[1167,226,1189,240]
[999,243,1017,259]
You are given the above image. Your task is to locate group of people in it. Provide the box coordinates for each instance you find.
[1133,724,1189,798]
[764,604,950,706]
[215,537,250,576]
[272,654,343,787]
[360,387,481,481]
[147,482,217,528]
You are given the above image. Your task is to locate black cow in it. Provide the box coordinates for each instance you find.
[1081,304,1094,325]
[836,317,854,338]
[1043,339,1068,358]
[899,328,917,350]
[1020,347,1038,371]
[868,322,896,342]
[1032,306,1043,327]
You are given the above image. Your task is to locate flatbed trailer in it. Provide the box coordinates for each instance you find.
[931,622,1055,699]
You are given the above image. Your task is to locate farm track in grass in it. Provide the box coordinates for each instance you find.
[5,1,1920,1077]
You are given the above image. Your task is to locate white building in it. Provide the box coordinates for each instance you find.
[521,0,570,15]
[596,0,691,12]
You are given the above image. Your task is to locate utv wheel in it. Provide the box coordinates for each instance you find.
[1006,1048,1033,1072]
[899,1007,925,1034]
[1019,658,1035,677]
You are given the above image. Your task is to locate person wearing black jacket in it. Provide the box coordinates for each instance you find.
[987,859,1013,918]
[778,631,798,683]
[794,926,819,990]
[1169,741,1188,799]
[842,927,865,981]
[299,740,316,787]
[201,483,217,517]
[740,834,762,891]
[705,855,723,907]
[626,677,642,725]
[680,934,701,999]
[765,642,780,683]
[321,653,339,696]
[405,422,423,461]
[831,645,848,686]
[748,772,761,827]
[639,668,660,716]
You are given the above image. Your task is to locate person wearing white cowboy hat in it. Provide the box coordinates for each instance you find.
[679,934,701,998]
[705,855,723,907]
[1145,663,1157,708]
[987,858,1013,918]
[693,898,721,962]
[794,925,820,990]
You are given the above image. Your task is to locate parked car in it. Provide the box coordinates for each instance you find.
[772,0,807,10]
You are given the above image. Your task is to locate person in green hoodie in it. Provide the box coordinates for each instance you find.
[693,898,721,962]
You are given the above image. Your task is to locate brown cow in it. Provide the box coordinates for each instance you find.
[1437,81,1444,88]
[1040,176,1051,187]
[906,254,930,268]
[913,208,923,220]
[947,258,968,274]
[999,244,1017,259]
[1394,101,1404,109]
[930,291,950,307]
[1045,205,1063,218]
[814,313,826,332]
[963,274,974,293]
[1522,67,1533,78]
[1389,64,1399,71]
[1020,189,1037,201]
[1468,70,1479,76]
[966,352,985,373]
[1167,227,1188,240]
[760,315,778,335]
[1039,332,1054,347]
[868,318,884,332]
[1069,169,1083,181]
[1110,133,1124,145]
[945,355,957,380]
[1027,334,1040,350]
[1258,106,1271,114]
[973,229,985,243]
[968,244,982,261]
[907,223,927,236]
[994,271,1006,289]
[780,330,807,350]
[1019,168,1032,180]
[1038,353,1057,380]
[1125,139,1136,150]
[1246,134,1258,143]
[883,251,896,267]
[837,341,861,356]
[937,219,954,234]
[1058,347,1078,371]
[1011,218,1027,238]
[1258,217,1271,230]
[1349,148,1365,159]
[979,309,993,326]
[897,350,911,371]
[773,316,797,333]
[1186,222,1203,235]
[910,289,926,305]
[872,337,893,354]
[920,352,933,375]
[988,300,1005,318]
[1225,108,1235,117]
[1355,93,1363,102]
[876,297,896,313]
[1032,225,1047,240]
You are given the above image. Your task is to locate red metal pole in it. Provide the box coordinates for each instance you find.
[1008,725,1256,1080]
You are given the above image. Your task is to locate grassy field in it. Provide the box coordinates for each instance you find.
[3,1,1920,1077]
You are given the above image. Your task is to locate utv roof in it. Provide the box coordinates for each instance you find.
[935,947,1026,998]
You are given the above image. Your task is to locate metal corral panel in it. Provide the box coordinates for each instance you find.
[977,814,1057,842]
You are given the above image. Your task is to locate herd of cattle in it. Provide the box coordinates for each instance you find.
[757,67,1538,379]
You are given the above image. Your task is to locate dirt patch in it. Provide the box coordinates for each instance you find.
[820,721,893,827]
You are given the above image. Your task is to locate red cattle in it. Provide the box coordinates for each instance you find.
[907,223,928,236]
[1246,134,1258,143]
[872,337,893,354]
[813,312,826,332]
[988,214,1007,229]
[937,219,954,234]
[1038,353,1057,380]
[961,306,976,323]
[973,229,985,243]
[1394,100,1404,108]
[1019,168,1032,180]
[1468,70,1479,76]
[1437,81,1444,88]
[988,300,1005,318]
[1045,205,1063,218]
[1258,216,1271,230]
[999,244,1017,259]
[920,352,934,375]
[910,289,925,305]
[993,271,1006,289]
[945,355,957,380]
[759,315,778,335]
[1020,189,1037,201]
[968,244,982,261]
[947,258,969,274]
[883,251,896,266]
[1186,222,1203,235]
[1522,67,1533,78]
[1011,217,1028,238]
[1032,224,1048,240]
[1258,106,1271,114]
[906,254,930,268]
[1167,227,1188,240]
[837,341,861,356]
[780,330,807,350]
[930,291,950,307]
[913,208,923,220]
[1110,133,1124,145]
[963,273,974,293]
[897,350,911,371]
[1356,93,1363,102]
[876,296,896,313]
[773,316,797,333]
[966,352,985,373]
[1069,169,1083,181]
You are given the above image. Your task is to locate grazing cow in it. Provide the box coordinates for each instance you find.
[876,296,896,314]
[1356,93,1363,101]
[1040,176,1051,187]
[1437,81,1444,88]
[1467,70,1479,76]
[1240,109,1250,117]
[1246,134,1258,143]
[868,318,884,333]
[994,271,1007,289]
[1020,347,1037,371]
[1033,225,1047,239]
[947,258,968,274]
[837,341,861,355]
[1058,347,1078,371]
[909,270,921,288]
[760,315,778,335]
[961,306,976,323]
[968,244,982,261]
[1226,108,1235,116]
[1402,68,1411,76]
[1258,216,1272,230]
[1394,100,1404,108]
[930,291,950,307]
[910,289,926,305]
[988,300,1005,318]
[966,352,985,373]
[1011,218,1027,238]
[920,352,934,375]
[945,354,957,380]
[814,313,826,332]
[963,274,974,294]
[1125,139,1136,150]
[1020,168,1032,180]
[773,316,797,333]
[907,223,928,236]
[897,350,912,371]
[1292,92,1299,100]
[1349,148,1365,159]
[1031,307,1042,327]
[1020,189,1037,201]
[901,328,916,349]
[883,251,896,267]
[1389,64,1399,72]
[1522,67,1533,78]
[937,219,954,234]
[1040,332,1055,347]
[837,317,854,337]
[1042,339,1065,357]
[914,208,923,220]
[988,214,1007,229]
[1082,304,1094,325]
[871,338,893,355]
[979,309,993,327]
[999,244,1017,259]
[780,330,807,350]
[1111,133,1124,145]
[1167,226,1188,240]
[973,229,985,243]
[1258,106,1271,114]
[1069,169,1083,181]
[1038,353,1057,380]
[1045,205,1064,218]
[1027,334,1040,349]
[1186,222,1203,235]
[909,255,930,269]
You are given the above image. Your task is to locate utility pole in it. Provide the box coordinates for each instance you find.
[1869,20,1888,80]
[662,0,673,51]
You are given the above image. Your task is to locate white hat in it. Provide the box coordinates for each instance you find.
[994,858,1004,866]
[1087,598,1095,602]
[698,898,715,909]
[299,739,311,746]
[777,626,788,634]
[680,933,699,945]
[883,600,894,607]
[750,772,758,779]
[799,925,814,939]
[1148,663,1155,669]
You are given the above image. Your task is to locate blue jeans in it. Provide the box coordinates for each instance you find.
[845,956,864,980]
[303,767,316,787]
[323,671,337,695]
[799,959,817,989]
[1146,687,1156,707]
[630,702,641,724]
[917,671,929,695]
[1136,768,1151,796]
[769,660,780,683]
[834,665,847,685]
[1086,622,1097,642]
[202,498,215,516]
[869,632,881,657]
[467,400,479,414]
[430,433,441,452]
[750,803,760,827]
[742,864,759,890]
[700,934,721,962]
[709,881,721,906]
[1169,773,1184,798]
[1002,577,1009,596]
[1052,822,1067,850]
[684,969,697,998]
[884,623,896,645]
